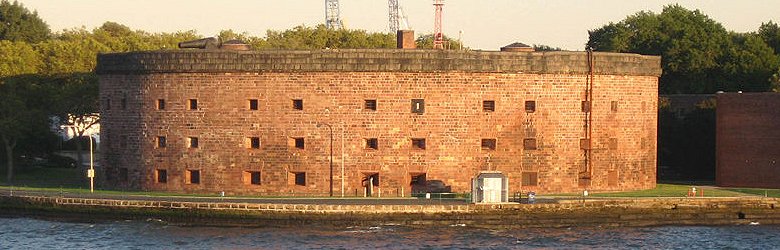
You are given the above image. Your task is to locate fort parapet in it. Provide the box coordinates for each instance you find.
[96,49,661,76]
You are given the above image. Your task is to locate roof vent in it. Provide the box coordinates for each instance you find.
[500,42,534,52]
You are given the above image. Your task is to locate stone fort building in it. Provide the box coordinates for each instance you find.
[716,92,780,189]
[97,43,660,196]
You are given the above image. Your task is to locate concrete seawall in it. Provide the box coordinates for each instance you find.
[2,195,778,228]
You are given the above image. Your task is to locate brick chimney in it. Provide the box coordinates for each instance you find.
[397,30,416,49]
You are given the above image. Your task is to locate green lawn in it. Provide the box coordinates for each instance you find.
[0,166,84,189]
[588,184,754,198]
[722,187,780,198]
[3,166,780,199]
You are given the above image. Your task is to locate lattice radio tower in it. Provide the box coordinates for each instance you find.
[325,0,344,29]
[433,0,444,49]
[389,0,399,33]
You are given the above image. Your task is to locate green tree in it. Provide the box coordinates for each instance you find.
[0,40,43,182]
[533,44,562,51]
[720,33,780,92]
[758,21,780,54]
[36,31,108,74]
[52,73,99,168]
[0,0,50,43]
[414,34,464,50]
[770,68,780,92]
[587,5,735,94]
[0,77,53,182]
[263,25,395,49]
[0,40,40,76]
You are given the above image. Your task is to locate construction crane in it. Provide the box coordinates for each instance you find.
[325,0,344,29]
[433,0,444,49]
[389,0,412,33]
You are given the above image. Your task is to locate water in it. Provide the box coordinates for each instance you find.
[1,217,779,249]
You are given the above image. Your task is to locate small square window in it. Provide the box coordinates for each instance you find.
[105,98,111,110]
[121,95,127,110]
[157,99,166,110]
[188,137,199,148]
[248,137,261,149]
[156,169,167,183]
[525,100,536,113]
[294,137,305,149]
[157,136,167,148]
[292,172,306,186]
[483,100,495,112]
[365,99,377,111]
[412,138,426,150]
[523,138,537,150]
[293,99,303,110]
[244,171,262,185]
[481,138,496,150]
[581,101,590,113]
[249,99,259,110]
[186,169,200,184]
[411,99,425,114]
[609,138,618,150]
[366,138,378,150]
[611,101,618,112]
[522,172,538,186]
[189,99,198,110]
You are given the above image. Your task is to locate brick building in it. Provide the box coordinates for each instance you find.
[716,92,780,189]
[96,47,660,196]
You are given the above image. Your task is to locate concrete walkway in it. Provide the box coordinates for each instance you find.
[0,186,470,205]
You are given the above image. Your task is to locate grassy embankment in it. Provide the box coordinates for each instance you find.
[2,166,779,198]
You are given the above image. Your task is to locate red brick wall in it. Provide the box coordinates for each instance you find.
[716,93,780,188]
[99,71,657,195]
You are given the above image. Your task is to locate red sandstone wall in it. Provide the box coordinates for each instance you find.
[716,93,780,189]
[99,72,657,195]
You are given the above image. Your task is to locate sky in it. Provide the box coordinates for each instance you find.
[17,0,780,51]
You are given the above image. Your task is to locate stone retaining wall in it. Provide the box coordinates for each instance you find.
[3,195,778,228]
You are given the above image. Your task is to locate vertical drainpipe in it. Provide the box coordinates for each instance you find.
[581,49,595,185]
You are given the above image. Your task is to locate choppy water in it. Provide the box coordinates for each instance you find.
[1,217,779,249]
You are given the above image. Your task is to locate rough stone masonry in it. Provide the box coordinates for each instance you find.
[96,48,661,196]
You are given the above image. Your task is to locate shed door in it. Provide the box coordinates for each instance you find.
[482,177,502,203]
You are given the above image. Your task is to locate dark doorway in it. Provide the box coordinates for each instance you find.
[362,173,379,196]
[410,173,427,194]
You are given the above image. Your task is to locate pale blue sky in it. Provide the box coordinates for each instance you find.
[18,0,780,51]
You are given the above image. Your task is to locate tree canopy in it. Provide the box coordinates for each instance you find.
[0,0,49,43]
[587,4,780,94]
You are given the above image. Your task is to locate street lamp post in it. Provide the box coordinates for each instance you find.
[87,135,94,193]
[317,123,334,197]
[63,125,95,193]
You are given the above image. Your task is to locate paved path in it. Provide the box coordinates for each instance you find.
[0,187,471,205]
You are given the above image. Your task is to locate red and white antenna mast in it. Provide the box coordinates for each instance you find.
[433,0,444,49]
